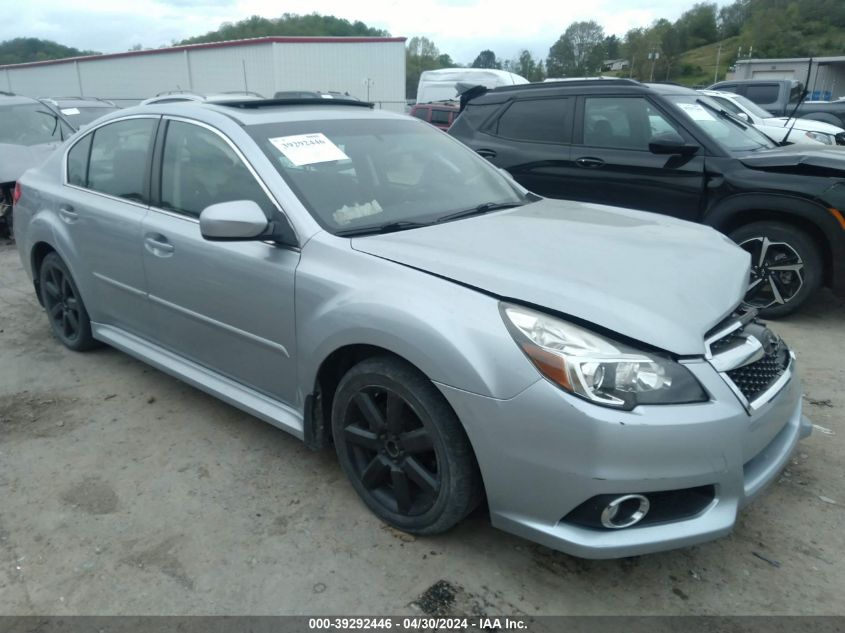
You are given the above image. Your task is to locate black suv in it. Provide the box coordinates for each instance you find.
[449,79,845,316]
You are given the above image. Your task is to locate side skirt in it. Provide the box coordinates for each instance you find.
[92,323,304,440]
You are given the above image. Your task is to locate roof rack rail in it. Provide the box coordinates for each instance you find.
[219,98,374,109]
[494,78,641,93]
[220,90,265,98]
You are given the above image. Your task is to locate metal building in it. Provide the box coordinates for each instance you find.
[730,56,845,100]
[0,36,407,112]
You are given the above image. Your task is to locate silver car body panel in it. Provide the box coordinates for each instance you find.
[351,199,750,356]
[12,101,807,558]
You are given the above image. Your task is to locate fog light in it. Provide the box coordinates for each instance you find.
[600,494,650,528]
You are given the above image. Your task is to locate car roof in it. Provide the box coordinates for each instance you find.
[41,97,117,108]
[94,99,406,128]
[0,93,42,106]
[643,82,699,96]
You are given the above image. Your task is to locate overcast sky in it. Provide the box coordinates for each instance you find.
[7,0,731,64]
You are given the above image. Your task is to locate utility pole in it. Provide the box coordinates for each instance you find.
[363,77,375,102]
[714,42,722,83]
[648,51,659,82]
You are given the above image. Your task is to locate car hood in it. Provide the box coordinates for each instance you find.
[351,199,749,355]
[739,145,845,173]
[766,117,844,134]
[0,141,61,183]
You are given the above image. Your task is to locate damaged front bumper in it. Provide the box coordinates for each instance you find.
[437,359,810,559]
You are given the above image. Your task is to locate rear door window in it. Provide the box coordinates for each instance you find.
[495,98,571,143]
[744,84,779,105]
[86,118,157,203]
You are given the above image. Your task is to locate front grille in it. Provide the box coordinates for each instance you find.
[706,311,792,408]
[725,338,790,402]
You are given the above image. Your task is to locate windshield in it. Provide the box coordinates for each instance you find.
[0,103,73,146]
[667,95,777,152]
[729,94,774,120]
[60,106,119,127]
[247,118,525,234]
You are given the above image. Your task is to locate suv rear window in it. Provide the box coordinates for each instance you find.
[495,98,570,143]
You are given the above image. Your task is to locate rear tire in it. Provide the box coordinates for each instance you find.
[39,252,99,351]
[332,356,482,535]
[729,221,822,318]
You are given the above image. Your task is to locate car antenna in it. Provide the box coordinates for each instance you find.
[782,57,812,145]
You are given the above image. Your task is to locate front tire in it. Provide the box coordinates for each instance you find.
[39,252,98,351]
[332,356,482,535]
[729,221,822,318]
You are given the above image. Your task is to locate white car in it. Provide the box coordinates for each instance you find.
[699,89,845,146]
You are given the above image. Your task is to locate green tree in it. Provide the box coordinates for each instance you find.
[471,49,501,69]
[676,3,719,49]
[0,37,99,66]
[405,37,456,99]
[511,49,544,81]
[179,12,388,45]
[547,21,606,77]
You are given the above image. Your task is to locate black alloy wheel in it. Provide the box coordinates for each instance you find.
[730,221,822,318]
[39,252,98,351]
[343,385,439,516]
[332,356,482,534]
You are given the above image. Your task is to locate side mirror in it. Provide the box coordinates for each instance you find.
[736,111,751,123]
[199,200,269,241]
[648,132,699,156]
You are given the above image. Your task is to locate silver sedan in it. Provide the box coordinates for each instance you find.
[12,99,811,558]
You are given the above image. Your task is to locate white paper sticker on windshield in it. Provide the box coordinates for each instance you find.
[677,103,715,121]
[60,107,81,115]
[268,133,349,166]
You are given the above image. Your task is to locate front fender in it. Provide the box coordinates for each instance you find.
[703,192,838,235]
[295,236,540,400]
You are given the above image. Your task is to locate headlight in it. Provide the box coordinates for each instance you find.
[500,303,708,410]
[804,130,834,145]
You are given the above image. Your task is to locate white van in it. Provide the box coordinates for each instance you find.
[416,68,528,104]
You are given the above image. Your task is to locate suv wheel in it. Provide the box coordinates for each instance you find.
[331,356,482,535]
[729,221,822,318]
[39,252,99,351]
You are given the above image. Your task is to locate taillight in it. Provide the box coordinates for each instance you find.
[13,182,22,205]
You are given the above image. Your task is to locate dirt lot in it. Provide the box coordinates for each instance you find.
[0,240,843,616]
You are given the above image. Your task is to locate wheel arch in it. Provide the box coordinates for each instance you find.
[704,195,836,287]
[30,241,58,305]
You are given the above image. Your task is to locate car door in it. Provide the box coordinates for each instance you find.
[470,97,573,197]
[561,95,705,222]
[61,116,158,337]
[141,118,300,404]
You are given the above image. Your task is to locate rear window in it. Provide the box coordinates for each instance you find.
[495,98,570,143]
[0,103,73,146]
[430,108,453,125]
[410,107,429,121]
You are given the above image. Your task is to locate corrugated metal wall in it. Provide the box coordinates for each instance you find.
[1,40,406,111]
[273,41,406,111]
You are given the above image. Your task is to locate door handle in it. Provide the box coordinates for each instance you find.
[476,149,497,159]
[575,157,605,168]
[144,235,175,256]
[58,204,78,222]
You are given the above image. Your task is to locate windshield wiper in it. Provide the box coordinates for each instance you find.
[695,99,749,129]
[334,220,431,237]
[435,200,525,224]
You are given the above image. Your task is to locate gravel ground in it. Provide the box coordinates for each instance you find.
[0,241,843,616]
